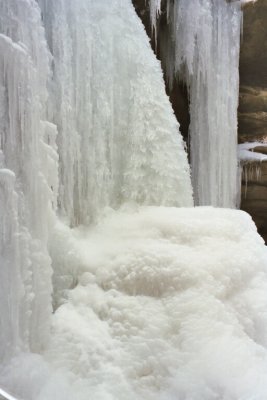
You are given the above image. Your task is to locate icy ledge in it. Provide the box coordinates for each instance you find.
[2,206,267,400]
[238,142,267,163]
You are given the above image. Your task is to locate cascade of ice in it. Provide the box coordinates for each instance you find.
[149,0,242,208]
[2,1,267,400]
[0,0,192,365]
[38,0,193,226]
[0,0,57,361]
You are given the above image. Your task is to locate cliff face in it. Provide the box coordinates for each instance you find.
[239,0,267,143]
[239,0,267,242]
[240,0,267,89]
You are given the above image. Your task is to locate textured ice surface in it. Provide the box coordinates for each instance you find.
[0,0,192,363]
[149,0,242,208]
[39,0,193,225]
[2,207,267,400]
[0,0,55,360]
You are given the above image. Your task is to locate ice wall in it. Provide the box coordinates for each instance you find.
[39,0,193,226]
[150,0,242,208]
[0,0,57,361]
[0,0,192,362]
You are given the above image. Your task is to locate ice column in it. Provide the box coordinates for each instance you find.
[0,0,57,360]
[150,0,242,208]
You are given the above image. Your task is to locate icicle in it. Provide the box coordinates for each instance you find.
[149,0,161,43]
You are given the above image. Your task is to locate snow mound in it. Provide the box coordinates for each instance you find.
[3,206,267,400]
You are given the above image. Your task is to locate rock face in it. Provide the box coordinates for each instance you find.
[241,151,267,242]
[239,0,267,143]
[239,0,267,242]
[240,0,267,88]
[239,87,267,143]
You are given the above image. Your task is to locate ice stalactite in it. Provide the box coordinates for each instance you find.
[149,0,242,208]
[0,0,57,360]
[237,142,267,205]
[149,0,161,40]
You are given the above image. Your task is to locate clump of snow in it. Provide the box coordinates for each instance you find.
[3,206,267,400]
[238,142,267,163]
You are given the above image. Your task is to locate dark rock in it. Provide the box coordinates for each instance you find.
[241,160,267,242]
[239,0,267,241]
[240,0,267,87]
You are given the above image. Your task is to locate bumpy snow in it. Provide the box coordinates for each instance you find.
[2,207,267,400]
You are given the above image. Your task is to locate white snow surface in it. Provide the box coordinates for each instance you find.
[238,142,267,162]
[2,206,267,400]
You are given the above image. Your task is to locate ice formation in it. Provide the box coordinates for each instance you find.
[0,0,56,361]
[149,0,242,208]
[39,0,192,226]
[237,142,267,204]
[0,0,191,373]
[1,0,267,400]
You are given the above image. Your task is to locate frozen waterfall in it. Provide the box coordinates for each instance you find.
[39,0,193,226]
[0,0,192,364]
[1,1,267,400]
[149,0,242,208]
[0,0,56,361]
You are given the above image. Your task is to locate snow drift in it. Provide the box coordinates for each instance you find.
[2,207,267,400]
